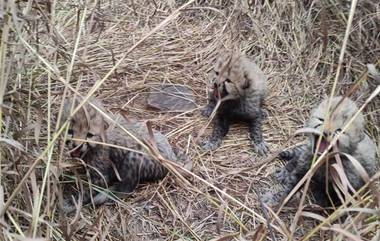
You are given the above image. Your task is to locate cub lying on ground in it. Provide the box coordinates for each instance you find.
[61,98,189,212]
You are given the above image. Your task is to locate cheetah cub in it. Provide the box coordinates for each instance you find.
[61,98,189,212]
[262,96,378,207]
[202,51,268,156]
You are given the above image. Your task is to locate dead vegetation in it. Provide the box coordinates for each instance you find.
[0,0,379,240]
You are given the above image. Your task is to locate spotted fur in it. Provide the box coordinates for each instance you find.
[61,98,186,212]
[202,51,268,156]
[262,97,378,207]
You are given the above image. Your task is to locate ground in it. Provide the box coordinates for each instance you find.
[0,0,379,240]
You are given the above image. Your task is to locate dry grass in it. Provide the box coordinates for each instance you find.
[0,0,379,240]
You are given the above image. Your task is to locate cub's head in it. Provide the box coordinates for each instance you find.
[61,98,109,158]
[210,52,250,100]
[307,96,365,155]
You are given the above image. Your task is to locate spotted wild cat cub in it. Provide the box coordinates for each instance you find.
[61,98,189,212]
[202,51,269,156]
[262,96,378,207]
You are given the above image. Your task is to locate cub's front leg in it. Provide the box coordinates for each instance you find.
[261,168,300,207]
[248,115,268,156]
[202,90,217,117]
[261,146,311,207]
[202,116,230,151]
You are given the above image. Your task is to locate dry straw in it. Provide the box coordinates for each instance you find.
[0,0,379,240]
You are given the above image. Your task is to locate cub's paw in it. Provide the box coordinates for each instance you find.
[201,139,221,151]
[173,147,193,172]
[272,168,288,184]
[261,109,269,119]
[260,189,284,208]
[62,199,77,214]
[279,150,293,161]
[92,192,109,206]
[252,141,269,156]
[201,105,214,117]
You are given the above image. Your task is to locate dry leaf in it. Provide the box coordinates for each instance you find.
[301,211,327,222]
[341,153,370,183]
[294,127,323,136]
[0,137,25,151]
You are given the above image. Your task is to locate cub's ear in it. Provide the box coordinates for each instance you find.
[103,120,110,130]
[242,73,250,89]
